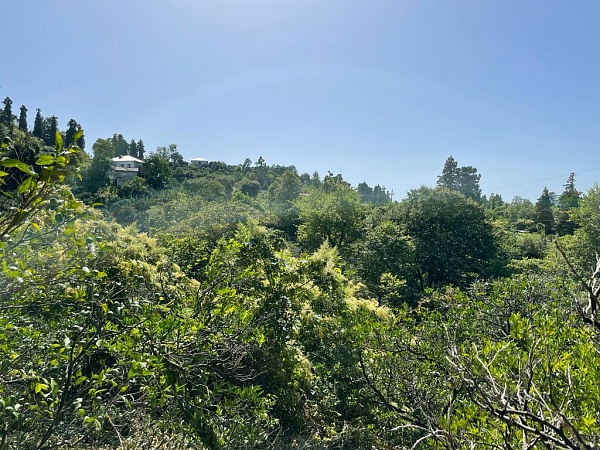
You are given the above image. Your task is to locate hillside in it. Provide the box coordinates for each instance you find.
[1,114,600,449]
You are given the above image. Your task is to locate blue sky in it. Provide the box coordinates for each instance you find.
[2,0,600,200]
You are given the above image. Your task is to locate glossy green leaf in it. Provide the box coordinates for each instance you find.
[35,155,55,166]
[74,129,84,142]
[17,177,36,194]
[34,383,48,394]
[1,158,35,175]
[55,131,63,151]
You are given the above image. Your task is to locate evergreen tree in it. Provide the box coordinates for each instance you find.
[372,184,391,205]
[136,139,145,160]
[129,139,137,157]
[32,109,44,139]
[18,105,28,132]
[1,97,13,129]
[64,119,78,148]
[113,133,129,156]
[357,182,373,203]
[437,156,459,190]
[43,116,58,147]
[534,187,555,234]
[558,172,580,209]
[456,166,482,202]
[437,156,482,202]
[555,173,580,235]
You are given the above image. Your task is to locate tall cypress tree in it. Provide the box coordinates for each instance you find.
[18,105,28,131]
[33,109,44,139]
[2,97,13,128]
[137,139,145,160]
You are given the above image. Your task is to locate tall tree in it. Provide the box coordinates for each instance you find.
[32,108,44,139]
[113,133,129,156]
[64,119,78,148]
[456,166,482,201]
[1,97,13,128]
[437,156,482,202]
[43,116,58,147]
[129,139,137,157]
[534,187,555,234]
[436,156,459,190]
[558,172,580,209]
[555,173,580,235]
[357,182,374,203]
[136,139,145,160]
[18,105,27,131]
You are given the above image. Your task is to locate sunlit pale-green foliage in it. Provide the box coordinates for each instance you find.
[296,182,364,251]
[6,118,600,449]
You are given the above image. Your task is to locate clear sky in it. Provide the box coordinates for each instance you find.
[2,0,600,201]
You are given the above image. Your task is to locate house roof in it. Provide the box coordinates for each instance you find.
[191,157,209,162]
[111,155,143,163]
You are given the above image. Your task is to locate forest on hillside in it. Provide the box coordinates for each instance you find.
[2,98,600,449]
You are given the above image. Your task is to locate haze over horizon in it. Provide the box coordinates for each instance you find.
[3,0,600,201]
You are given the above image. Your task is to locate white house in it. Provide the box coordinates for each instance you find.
[190,157,209,167]
[108,155,144,186]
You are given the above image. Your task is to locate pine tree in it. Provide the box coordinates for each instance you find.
[18,105,28,131]
[136,139,145,160]
[33,109,44,139]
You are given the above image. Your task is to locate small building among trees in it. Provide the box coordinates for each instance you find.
[108,155,144,186]
[190,157,209,167]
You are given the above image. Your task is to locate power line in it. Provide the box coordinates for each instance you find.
[488,166,600,191]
